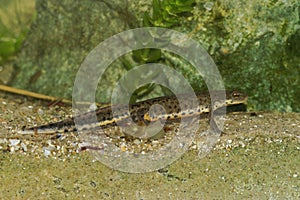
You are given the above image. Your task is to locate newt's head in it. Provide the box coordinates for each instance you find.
[226,90,248,105]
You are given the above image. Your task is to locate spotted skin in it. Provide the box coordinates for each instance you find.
[20,91,247,135]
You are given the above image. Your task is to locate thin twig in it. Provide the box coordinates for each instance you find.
[0,84,72,104]
[0,84,110,107]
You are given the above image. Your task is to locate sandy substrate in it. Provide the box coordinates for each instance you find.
[0,92,299,199]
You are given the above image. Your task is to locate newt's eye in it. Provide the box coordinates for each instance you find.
[232,91,240,98]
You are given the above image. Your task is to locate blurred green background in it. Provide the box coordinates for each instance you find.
[0,0,35,64]
[0,0,299,112]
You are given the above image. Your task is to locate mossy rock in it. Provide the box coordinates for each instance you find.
[11,0,300,111]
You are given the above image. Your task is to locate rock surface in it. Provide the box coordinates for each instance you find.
[9,0,300,111]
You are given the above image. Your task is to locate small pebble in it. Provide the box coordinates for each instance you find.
[21,142,27,152]
[133,139,141,145]
[43,146,55,157]
[9,139,20,146]
[203,2,214,11]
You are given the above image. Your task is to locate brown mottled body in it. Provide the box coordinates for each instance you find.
[20,91,247,135]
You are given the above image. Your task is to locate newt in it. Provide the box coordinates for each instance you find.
[19,91,247,136]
